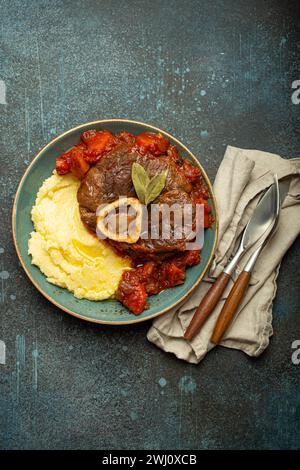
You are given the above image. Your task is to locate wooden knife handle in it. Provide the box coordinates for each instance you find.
[184,272,231,341]
[210,271,251,344]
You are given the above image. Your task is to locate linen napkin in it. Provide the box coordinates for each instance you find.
[147,146,300,364]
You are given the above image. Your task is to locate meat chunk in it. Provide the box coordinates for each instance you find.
[77,142,197,260]
[78,144,137,218]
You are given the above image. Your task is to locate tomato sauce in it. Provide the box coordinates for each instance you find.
[116,250,201,315]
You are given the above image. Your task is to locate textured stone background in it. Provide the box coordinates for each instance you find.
[0,0,300,450]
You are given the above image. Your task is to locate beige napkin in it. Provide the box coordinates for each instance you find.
[147,146,300,364]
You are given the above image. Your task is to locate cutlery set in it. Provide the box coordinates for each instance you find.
[185,175,282,343]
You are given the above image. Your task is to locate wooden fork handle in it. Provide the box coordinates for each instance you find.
[184,272,231,341]
[211,271,251,344]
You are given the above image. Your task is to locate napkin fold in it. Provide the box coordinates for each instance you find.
[147,146,300,364]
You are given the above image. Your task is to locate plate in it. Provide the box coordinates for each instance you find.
[12,119,218,325]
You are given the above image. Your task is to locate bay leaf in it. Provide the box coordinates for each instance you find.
[145,170,168,206]
[132,162,150,204]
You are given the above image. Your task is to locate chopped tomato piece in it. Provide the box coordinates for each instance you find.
[204,202,211,214]
[56,151,72,175]
[193,183,209,201]
[121,284,147,315]
[177,250,201,268]
[203,199,211,227]
[167,145,182,164]
[81,129,114,151]
[56,145,89,177]
[161,262,185,288]
[135,262,156,283]
[81,130,116,163]
[135,132,169,156]
[70,146,90,179]
[117,131,135,145]
[116,270,148,315]
[204,212,210,228]
[183,160,201,183]
[144,278,160,296]
[137,262,160,295]
[194,197,211,228]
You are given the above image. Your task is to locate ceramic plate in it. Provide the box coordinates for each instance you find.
[12,119,218,325]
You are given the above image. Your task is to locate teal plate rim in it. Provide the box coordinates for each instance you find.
[12,118,219,325]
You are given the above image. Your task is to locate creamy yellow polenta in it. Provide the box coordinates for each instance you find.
[28,172,131,300]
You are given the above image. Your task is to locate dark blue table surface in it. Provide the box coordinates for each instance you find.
[1,0,300,449]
